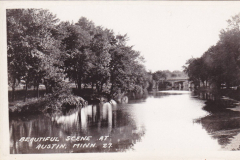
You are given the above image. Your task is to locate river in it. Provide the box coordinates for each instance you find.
[9,90,240,154]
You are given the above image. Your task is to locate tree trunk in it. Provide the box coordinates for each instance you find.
[110,83,115,95]
[226,81,230,89]
[24,82,28,102]
[77,78,82,92]
[156,81,159,91]
[96,82,100,93]
[44,80,51,94]
[202,80,205,87]
[36,84,39,98]
[92,82,94,94]
[11,78,16,102]
[100,81,104,93]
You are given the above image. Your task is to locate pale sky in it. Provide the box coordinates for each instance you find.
[5,1,240,72]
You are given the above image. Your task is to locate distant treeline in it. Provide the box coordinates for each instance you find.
[184,13,240,89]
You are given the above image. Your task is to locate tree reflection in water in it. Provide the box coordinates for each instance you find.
[194,91,240,151]
[10,90,240,153]
[9,102,145,154]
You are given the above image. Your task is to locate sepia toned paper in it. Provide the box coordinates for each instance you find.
[1,1,240,160]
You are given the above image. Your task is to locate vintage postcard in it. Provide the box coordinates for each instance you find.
[1,1,240,160]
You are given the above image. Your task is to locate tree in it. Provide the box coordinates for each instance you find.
[217,14,240,87]
[88,27,112,93]
[7,9,65,101]
[7,10,148,104]
[61,22,92,92]
[109,34,147,95]
[184,13,240,89]
[153,71,166,82]
[7,9,29,101]
[152,71,167,90]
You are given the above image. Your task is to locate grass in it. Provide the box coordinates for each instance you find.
[196,87,240,101]
[8,88,89,115]
[9,97,48,115]
[8,89,46,103]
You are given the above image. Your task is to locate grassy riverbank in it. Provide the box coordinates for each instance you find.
[9,97,48,115]
[193,87,240,114]
[221,89,240,101]
[8,88,87,115]
[196,87,240,101]
[8,86,142,115]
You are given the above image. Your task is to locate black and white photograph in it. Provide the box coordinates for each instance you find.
[1,1,240,160]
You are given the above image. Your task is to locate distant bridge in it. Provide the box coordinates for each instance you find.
[152,77,190,90]
[166,77,189,89]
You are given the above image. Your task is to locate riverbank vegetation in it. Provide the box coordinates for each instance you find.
[184,13,240,92]
[7,9,151,111]
[8,9,240,113]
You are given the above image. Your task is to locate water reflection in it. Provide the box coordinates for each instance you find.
[194,91,240,150]
[9,102,145,153]
[10,90,240,154]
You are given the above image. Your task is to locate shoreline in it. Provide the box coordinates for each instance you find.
[9,87,240,115]
[8,88,130,115]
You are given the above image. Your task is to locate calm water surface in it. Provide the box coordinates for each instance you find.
[9,90,240,153]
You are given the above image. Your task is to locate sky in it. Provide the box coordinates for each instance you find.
[6,1,240,72]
